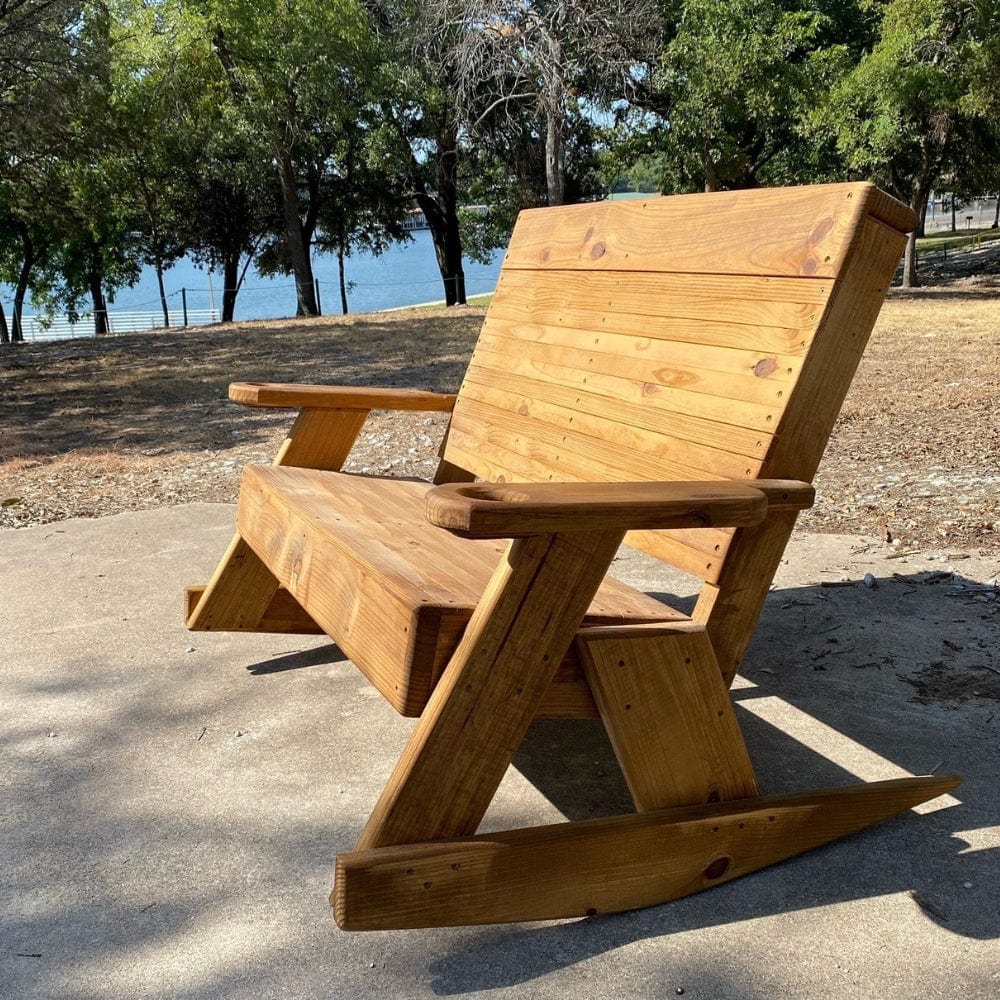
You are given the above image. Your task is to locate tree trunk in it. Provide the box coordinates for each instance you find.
[950,194,956,232]
[703,141,720,192]
[411,121,467,307]
[0,300,9,344]
[545,109,565,206]
[90,270,109,336]
[902,185,933,289]
[13,258,33,344]
[338,233,349,315]
[155,257,170,327]
[992,194,999,229]
[222,254,239,323]
[917,199,928,238]
[277,145,318,316]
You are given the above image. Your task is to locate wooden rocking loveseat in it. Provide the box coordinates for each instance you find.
[187,182,959,929]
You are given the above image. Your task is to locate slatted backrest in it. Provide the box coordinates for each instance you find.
[442,183,914,589]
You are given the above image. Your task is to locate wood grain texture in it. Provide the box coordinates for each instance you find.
[700,215,911,683]
[271,408,369,470]
[425,480,771,538]
[188,406,368,632]
[334,774,960,929]
[229,381,457,411]
[235,466,682,715]
[490,268,833,350]
[502,182,879,278]
[186,533,281,631]
[354,529,625,850]
[185,584,323,633]
[577,623,759,810]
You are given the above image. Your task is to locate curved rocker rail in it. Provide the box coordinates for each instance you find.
[334,775,960,930]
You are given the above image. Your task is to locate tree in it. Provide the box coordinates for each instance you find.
[441,0,661,205]
[363,0,474,305]
[822,0,1000,286]
[638,0,856,194]
[205,0,376,316]
[314,124,411,314]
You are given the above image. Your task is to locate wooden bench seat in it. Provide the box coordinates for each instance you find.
[236,465,684,715]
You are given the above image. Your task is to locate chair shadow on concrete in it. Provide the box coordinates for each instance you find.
[425,568,999,994]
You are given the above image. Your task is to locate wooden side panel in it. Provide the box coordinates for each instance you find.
[701,215,912,682]
[577,624,758,810]
[502,183,874,278]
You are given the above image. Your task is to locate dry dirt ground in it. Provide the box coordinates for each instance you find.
[1,284,998,558]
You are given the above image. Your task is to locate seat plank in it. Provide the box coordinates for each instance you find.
[237,465,684,715]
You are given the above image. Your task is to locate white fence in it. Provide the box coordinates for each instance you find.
[16,308,220,342]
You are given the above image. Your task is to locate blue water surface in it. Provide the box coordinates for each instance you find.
[3,230,504,337]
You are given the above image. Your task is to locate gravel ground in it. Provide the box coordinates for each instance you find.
[1,283,998,556]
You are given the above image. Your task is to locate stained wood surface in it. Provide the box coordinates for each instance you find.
[236,466,682,715]
[185,584,323,633]
[186,533,281,632]
[700,215,911,682]
[354,528,625,850]
[188,406,368,632]
[502,182,895,278]
[426,480,769,538]
[577,623,759,810]
[334,774,959,929]
[229,382,457,411]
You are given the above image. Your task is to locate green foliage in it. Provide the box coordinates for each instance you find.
[820,0,999,201]
[647,0,857,191]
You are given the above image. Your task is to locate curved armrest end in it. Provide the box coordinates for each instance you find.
[229,381,457,411]
[425,481,789,539]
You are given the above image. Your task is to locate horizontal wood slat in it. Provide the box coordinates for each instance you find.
[474,330,792,407]
[481,319,804,385]
[456,382,763,482]
[502,183,879,278]
[460,347,780,433]
[489,271,829,355]
[459,367,772,460]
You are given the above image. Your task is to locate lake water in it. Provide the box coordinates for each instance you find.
[4,229,505,340]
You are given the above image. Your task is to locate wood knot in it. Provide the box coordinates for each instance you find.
[703,856,732,881]
[802,256,819,275]
[753,358,778,378]
[641,382,659,397]
[590,242,606,260]
[517,403,529,415]
[539,249,551,263]
[810,216,834,245]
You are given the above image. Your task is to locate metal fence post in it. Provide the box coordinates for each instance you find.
[181,288,189,328]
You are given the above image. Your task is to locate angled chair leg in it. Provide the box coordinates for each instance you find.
[186,533,282,631]
[335,774,960,929]
[576,622,760,810]
[354,528,626,852]
[188,407,367,633]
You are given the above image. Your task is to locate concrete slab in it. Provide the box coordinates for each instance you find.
[2,504,997,999]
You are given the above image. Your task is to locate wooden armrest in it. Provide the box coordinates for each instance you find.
[425,480,814,539]
[229,382,457,411]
